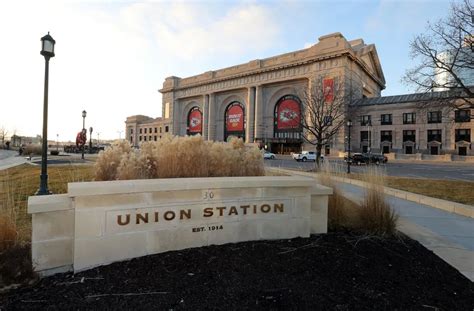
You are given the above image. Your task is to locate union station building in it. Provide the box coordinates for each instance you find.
[125,32,473,156]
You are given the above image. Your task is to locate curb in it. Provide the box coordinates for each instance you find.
[266,167,474,219]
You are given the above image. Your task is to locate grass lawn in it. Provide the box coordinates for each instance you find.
[348,173,474,206]
[0,164,95,242]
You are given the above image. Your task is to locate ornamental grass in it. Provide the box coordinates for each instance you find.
[94,135,264,181]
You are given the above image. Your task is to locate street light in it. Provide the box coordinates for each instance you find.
[347,119,352,174]
[56,134,59,152]
[81,110,87,159]
[89,127,93,153]
[36,32,55,195]
[117,130,123,140]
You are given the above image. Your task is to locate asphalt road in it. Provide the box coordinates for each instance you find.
[264,155,474,182]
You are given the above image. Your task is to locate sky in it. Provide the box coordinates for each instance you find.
[0,0,453,141]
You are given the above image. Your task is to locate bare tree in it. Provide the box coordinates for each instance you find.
[403,0,474,114]
[0,126,8,147]
[300,76,347,167]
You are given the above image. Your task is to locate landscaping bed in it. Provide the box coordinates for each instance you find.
[1,232,473,310]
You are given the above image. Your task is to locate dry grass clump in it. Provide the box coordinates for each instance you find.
[94,135,264,181]
[359,167,398,236]
[23,144,42,156]
[319,161,360,230]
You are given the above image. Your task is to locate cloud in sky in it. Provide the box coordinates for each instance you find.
[0,0,281,140]
[0,0,454,141]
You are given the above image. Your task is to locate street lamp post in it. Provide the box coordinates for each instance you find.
[89,127,93,153]
[97,132,100,146]
[36,32,55,196]
[81,110,87,159]
[347,120,352,174]
[117,130,123,140]
[56,134,59,152]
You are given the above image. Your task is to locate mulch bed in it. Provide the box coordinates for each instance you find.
[1,231,473,310]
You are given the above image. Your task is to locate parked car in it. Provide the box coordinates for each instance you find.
[263,151,276,160]
[368,153,388,165]
[292,151,324,162]
[345,153,387,165]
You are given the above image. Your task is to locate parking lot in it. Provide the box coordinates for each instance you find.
[264,155,474,182]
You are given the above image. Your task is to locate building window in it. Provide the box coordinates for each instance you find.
[154,128,157,133]
[360,131,369,141]
[187,106,203,136]
[360,115,371,126]
[380,114,392,125]
[455,110,470,122]
[455,129,471,142]
[403,130,415,142]
[154,136,157,141]
[403,113,416,124]
[149,128,152,133]
[130,128,134,134]
[130,136,133,143]
[139,128,142,134]
[273,95,302,141]
[143,136,146,141]
[427,129,442,142]
[149,136,152,141]
[144,128,147,134]
[139,136,142,141]
[165,126,169,132]
[381,131,392,142]
[160,127,162,133]
[427,111,442,124]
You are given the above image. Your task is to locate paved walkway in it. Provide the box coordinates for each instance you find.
[0,150,28,170]
[339,181,474,282]
[271,168,474,282]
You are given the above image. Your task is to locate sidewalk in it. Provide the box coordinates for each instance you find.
[0,150,27,170]
[269,168,474,282]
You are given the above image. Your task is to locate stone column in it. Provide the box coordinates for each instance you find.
[254,85,263,140]
[246,87,256,143]
[208,93,216,141]
[202,94,209,140]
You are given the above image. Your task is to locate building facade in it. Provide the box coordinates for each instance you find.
[125,32,472,156]
[351,93,473,156]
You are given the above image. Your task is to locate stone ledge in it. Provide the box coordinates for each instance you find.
[68,176,315,197]
[28,194,71,214]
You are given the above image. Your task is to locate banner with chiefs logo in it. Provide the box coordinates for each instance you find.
[226,103,244,132]
[323,78,334,103]
[187,107,202,133]
[276,96,301,130]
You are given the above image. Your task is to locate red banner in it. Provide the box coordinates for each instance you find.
[323,78,334,102]
[226,104,244,132]
[188,108,202,133]
[277,98,300,129]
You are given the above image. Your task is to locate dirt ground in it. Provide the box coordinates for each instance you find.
[1,231,473,310]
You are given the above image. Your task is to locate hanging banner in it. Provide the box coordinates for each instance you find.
[277,97,301,130]
[323,78,334,103]
[188,108,202,133]
[226,103,244,132]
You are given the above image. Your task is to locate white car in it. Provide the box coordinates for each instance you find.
[263,151,276,160]
[292,151,324,162]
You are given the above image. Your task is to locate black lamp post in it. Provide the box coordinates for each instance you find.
[81,110,86,159]
[347,120,352,174]
[89,127,93,153]
[36,32,55,196]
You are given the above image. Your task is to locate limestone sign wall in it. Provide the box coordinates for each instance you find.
[28,176,332,276]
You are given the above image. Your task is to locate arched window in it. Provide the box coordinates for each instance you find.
[274,95,302,139]
[224,101,245,142]
[187,107,202,136]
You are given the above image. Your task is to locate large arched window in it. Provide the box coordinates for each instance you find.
[224,101,245,142]
[274,95,302,139]
[187,106,202,136]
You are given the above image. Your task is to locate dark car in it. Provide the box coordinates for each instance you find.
[368,153,388,165]
[345,153,387,165]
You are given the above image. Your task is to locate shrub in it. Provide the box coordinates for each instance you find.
[94,135,264,181]
[23,144,42,156]
[319,161,360,230]
[0,215,17,251]
[358,167,398,236]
